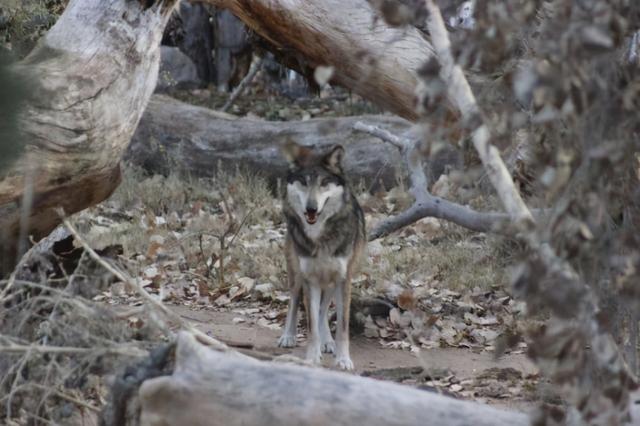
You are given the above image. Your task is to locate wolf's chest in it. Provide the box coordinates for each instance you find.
[298,254,348,286]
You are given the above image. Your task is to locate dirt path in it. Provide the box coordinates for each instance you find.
[171,305,538,412]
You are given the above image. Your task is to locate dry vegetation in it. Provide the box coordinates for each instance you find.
[2,0,640,424]
[1,162,535,423]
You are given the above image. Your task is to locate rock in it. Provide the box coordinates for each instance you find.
[157,46,201,91]
[254,283,275,300]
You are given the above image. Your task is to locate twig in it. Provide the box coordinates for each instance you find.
[30,383,100,413]
[59,212,236,354]
[0,341,147,357]
[6,351,30,419]
[221,57,264,112]
[353,121,407,150]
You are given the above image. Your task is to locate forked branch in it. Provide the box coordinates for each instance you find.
[354,122,510,240]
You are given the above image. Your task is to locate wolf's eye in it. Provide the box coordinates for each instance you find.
[320,178,332,187]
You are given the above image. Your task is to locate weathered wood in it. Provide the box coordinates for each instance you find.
[137,332,529,426]
[126,95,411,189]
[198,0,434,120]
[0,0,179,272]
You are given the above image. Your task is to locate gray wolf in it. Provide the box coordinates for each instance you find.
[277,141,366,370]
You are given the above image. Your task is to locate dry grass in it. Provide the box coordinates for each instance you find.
[74,165,510,297]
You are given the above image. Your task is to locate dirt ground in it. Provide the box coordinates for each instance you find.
[170,304,538,413]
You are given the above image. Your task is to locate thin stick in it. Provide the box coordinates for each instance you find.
[424,0,533,226]
[30,383,100,413]
[221,57,264,112]
[59,212,235,354]
[0,341,147,357]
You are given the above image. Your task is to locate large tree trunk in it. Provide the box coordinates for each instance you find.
[0,0,178,272]
[130,332,529,426]
[126,95,412,189]
[198,0,433,120]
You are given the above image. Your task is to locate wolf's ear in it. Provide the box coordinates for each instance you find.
[281,140,311,167]
[324,145,345,173]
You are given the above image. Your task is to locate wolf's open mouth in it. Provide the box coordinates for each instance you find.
[304,211,318,224]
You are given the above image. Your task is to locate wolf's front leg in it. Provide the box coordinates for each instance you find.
[305,284,322,365]
[319,287,336,354]
[334,278,354,370]
[277,283,300,348]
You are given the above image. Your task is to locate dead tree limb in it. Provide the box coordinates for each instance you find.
[0,0,179,273]
[354,122,510,239]
[424,0,634,422]
[221,57,264,112]
[127,95,410,189]
[197,0,434,120]
[135,331,529,426]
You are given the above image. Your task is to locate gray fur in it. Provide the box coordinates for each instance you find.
[278,142,366,370]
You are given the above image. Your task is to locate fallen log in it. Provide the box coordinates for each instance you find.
[131,331,529,426]
[0,0,178,272]
[127,95,413,189]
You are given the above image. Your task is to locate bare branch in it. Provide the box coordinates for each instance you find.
[0,340,146,357]
[353,121,510,239]
[353,121,407,150]
[425,0,533,226]
[369,195,509,240]
[221,57,264,112]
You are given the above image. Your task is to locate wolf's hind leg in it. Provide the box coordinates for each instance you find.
[319,287,336,354]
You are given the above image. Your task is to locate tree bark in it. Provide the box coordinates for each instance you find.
[197,0,434,120]
[126,95,410,189]
[135,331,529,426]
[0,0,178,272]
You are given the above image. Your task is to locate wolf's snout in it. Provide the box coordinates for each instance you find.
[304,206,318,224]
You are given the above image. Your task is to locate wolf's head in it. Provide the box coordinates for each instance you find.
[282,141,347,227]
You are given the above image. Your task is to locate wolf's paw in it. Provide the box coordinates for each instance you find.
[277,334,296,348]
[321,339,336,354]
[306,347,322,365]
[335,356,354,371]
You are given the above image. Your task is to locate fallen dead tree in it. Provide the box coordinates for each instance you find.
[110,331,530,426]
[196,0,434,120]
[126,95,409,189]
[0,0,178,272]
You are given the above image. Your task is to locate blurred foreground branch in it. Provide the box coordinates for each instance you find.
[424,0,635,422]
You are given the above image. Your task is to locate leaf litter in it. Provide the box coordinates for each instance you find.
[64,166,544,408]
